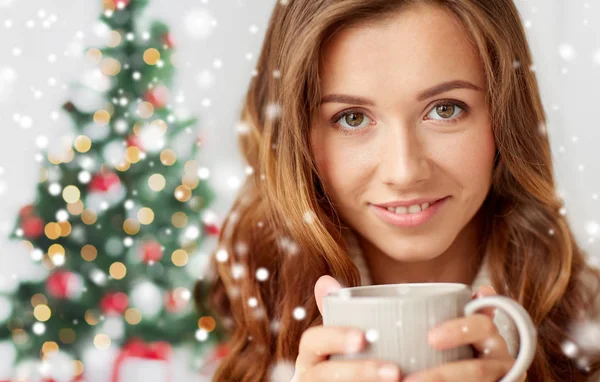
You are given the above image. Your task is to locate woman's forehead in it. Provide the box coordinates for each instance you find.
[318,5,485,102]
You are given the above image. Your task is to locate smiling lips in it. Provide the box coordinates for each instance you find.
[373,196,447,214]
[370,196,449,227]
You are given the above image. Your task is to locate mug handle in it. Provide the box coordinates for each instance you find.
[464,296,537,382]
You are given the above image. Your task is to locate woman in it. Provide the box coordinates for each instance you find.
[200,0,600,380]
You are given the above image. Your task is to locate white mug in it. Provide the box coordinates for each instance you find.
[323,283,537,382]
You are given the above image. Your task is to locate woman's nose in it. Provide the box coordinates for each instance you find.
[377,126,432,188]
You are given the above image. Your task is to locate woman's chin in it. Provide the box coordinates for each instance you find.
[386,251,441,263]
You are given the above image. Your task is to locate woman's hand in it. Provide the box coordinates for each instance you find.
[291,275,403,382]
[403,285,526,382]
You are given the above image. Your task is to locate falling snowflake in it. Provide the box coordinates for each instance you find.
[562,340,579,358]
[256,267,269,281]
[292,307,306,320]
[246,297,258,308]
[215,248,229,262]
[231,264,246,280]
[366,328,379,343]
[303,210,316,224]
[265,102,281,120]
[558,43,576,62]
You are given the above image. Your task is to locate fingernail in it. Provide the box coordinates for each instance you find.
[377,364,399,381]
[427,328,441,345]
[345,330,364,353]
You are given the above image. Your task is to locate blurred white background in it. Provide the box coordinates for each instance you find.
[0,0,599,273]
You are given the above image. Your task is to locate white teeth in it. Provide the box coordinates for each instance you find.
[395,206,408,214]
[385,202,432,215]
[407,204,421,214]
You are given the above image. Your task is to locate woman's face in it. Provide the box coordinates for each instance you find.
[310,4,496,262]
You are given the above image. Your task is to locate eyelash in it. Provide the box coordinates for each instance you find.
[330,100,470,136]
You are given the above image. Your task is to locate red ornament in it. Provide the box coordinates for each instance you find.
[46,271,81,300]
[212,342,230,360]
[165,289,189,313]
[100,292,129,315]
[143,85,169,109]
[19,204,35,219]
[89,172,121,192]
[161,33,175,49]
[140,240,163,263]
[205,223,220,236]
[126,135,144,150]
[21,216,44,238]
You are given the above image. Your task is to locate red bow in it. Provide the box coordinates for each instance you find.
[111,338,172,382]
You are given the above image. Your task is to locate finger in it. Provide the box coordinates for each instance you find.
[294,326,365,377]
[427,313,512,360]
[403,359,513,382]
[472,284,497,319]
[301,359,402,382]
[314,275,342,316]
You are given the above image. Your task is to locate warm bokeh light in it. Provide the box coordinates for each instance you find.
[174,185,192,202]
[143,48,160,65]
[67,200,84,215]
[171,212,188,228]
[58,221,72,237]
[100,57,121,76]
[48,244,65,260]
[182,174,199,189]
[137,207,155,225]
[85,310,99,326]
[108,30,122,48]
[151,119,168,133]
[81,209,98,225]
[123,218,140,235]
[94,334,111,350]
[116,161,131,172]
[74,135,92,153]
[81,244,98,261]
[59,328,76,344]
[41,341,59,356]
[126,146,142,163]
[86,48,102,63]
[125,308,142,325]
[62,185,81,203]
[198,316,216,332]
[44,222,61,240]
[74,360,84,377]
[148,174,166,191]
[31,294,48,307]
[110,262,127,279]
[171,249,189,267]
[93,110,111,126]
[160,149,177,166]
[34,305,51,322]
[137,102,154,119]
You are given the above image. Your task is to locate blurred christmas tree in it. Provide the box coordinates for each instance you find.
[0,0,228,380]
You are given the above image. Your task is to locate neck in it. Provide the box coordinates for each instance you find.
[358,209,485,285]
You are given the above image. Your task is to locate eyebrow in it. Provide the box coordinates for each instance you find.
[320,80,484,105]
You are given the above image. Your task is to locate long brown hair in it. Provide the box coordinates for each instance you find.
[200,0,600,380]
